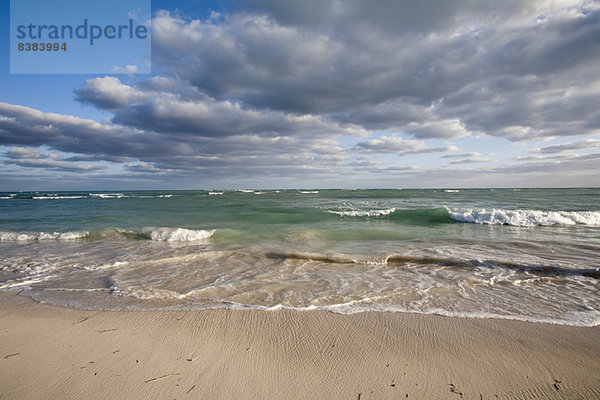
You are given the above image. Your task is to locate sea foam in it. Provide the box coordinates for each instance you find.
[328,208,396,217]
[447,208,600,226]
[149,227,216,241]
[0,231,89,240]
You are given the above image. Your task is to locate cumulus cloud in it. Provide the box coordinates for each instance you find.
[76,76,367,138]
[149,1,600,143]
[0,102,168,158]
[75,77,148,110]
[0,102,358,181]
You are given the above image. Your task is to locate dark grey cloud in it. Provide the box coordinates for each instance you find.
[149,1,600,141]
[0,102,358,182]
[76,77,366,138]
[0,102,181,159]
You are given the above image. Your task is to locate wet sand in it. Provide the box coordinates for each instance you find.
[0,292,599,399]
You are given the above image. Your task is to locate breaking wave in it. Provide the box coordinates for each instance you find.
[327,207,453,224]
[0,227,216,242]
[148,228,216,241]
[0,231,89,241]
[328,208,397,217]
[0,192,178,200]
[326,206,600,227]
[447,208,600,226]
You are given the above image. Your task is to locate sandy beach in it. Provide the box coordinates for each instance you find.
[0,292,598,399]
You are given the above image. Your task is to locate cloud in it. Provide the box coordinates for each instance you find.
[3,1,600,188]
[442,152,497,164]
[0,102,358,181]
[532,138,600,154]
[0,102,169,159]
[76,76,367,139]
[75,77,147,110]
[354,135,457,155]
[446,157,497,165]
[4,147,106,172]
[442,152,483,159]
[149,2,600,142]
[110,65,140,75]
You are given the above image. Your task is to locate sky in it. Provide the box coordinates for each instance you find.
[0,0,599,190]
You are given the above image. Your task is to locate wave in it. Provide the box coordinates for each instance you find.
[447,208,600,226]
[328,208,396,217]
[0,231,89,240]
[444,189,460,193]
[327,206,600,226]
[0,227,216,242]
[299,190,319,194]
[89,193,126,199]
[5,247,598,326]
[208,192,224,195]
[265,251,357,264]
[268,251,599,280]
[148,228,215,241]
[32,195,86,200]
[1,192,178,200]
[384,254,600,279]
[327,207,453,224]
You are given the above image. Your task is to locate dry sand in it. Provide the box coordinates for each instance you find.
[1,292,599,399]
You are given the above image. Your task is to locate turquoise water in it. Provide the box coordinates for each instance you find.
[1,188,599,325]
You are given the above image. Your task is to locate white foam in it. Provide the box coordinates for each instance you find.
[149,228,216,242]
[89,193,126,199]
[184,300,600,327]
[208,192,224,195]
[444,189,460,193]
[299,190,319,194]
[447,208,600,226]
[0,276,50,289]
[328,208,396,217]
[32,196,85,200]
[0,231,89,241]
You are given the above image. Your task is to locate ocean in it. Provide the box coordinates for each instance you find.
[1,188,599,326]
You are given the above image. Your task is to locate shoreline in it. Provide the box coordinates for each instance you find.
[1,292,599,399]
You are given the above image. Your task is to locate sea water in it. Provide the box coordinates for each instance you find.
[0,188,598,326]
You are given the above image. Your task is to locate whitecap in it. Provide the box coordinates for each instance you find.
[447,208,600,226]
[328,208,396,217]
[149,227,216,241]
[0,231,89,241]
